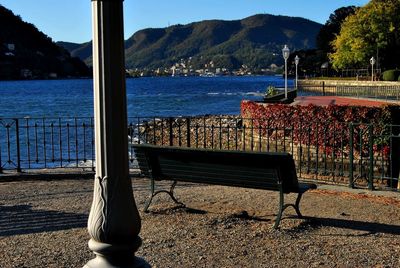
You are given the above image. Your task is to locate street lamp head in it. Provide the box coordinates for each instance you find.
[295,55,300,65]
[370,57,376,65]
[282,45,290,60]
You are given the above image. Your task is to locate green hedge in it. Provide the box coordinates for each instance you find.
[382,69,400,81]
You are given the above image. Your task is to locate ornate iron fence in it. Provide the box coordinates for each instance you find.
[1,116,399,190]
[0,117,95,171]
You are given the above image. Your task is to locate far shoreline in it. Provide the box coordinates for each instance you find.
[0,74,289,83]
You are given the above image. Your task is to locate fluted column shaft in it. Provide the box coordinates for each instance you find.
[86,0,148,267]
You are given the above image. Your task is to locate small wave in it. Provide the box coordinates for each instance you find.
[243,92,264,96]
[207,92,238,96]
[207,91,264,97]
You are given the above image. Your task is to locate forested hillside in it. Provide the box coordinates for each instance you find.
[0,5,89,80]
[61,14,321,70]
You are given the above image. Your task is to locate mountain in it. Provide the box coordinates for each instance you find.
[61,14,321,70]
[56,41,82,52]
[57,41,93,66]
[0,5,90,80]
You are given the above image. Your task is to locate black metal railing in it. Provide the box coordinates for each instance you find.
[131,116,399,190]
[0,117,95,171]
[1,116,398,190]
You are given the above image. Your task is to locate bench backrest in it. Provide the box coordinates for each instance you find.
[133,144,299,193]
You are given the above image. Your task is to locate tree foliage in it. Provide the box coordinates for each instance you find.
[290,6,356,77]
[330,0,400,70]
[316,6,357,52]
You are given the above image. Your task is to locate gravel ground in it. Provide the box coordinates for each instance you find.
[0,178,399,268]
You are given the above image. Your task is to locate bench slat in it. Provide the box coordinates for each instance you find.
[160,158,278,177]
[158,159,280,190]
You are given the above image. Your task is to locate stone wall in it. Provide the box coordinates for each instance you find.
[298,79,400,87]
[298,79,400,99]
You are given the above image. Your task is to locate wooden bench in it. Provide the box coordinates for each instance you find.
[133,144,317,228]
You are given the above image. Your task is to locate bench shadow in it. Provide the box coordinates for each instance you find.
[291,216,400,236]
[0,204,88,237]
[148,206,208,215]
[228,210,270,222]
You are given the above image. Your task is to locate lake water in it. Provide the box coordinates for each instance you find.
[0,76,309,169]
[0,76,297,118]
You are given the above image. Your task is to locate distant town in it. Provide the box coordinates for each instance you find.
[126,57,283,78]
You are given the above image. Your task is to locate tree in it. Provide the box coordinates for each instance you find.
[290,6,357,77]
[330,0,400,70]
[316,6,357,52]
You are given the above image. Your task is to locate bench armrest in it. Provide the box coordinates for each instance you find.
[297,182,317,193]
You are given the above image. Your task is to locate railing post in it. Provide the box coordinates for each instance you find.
[368,124,374,190]
[15,118,22,172]
[243,125,246,151]
[349,123,354,188]
[153,117,156,145]
[186,117,191,148]
[251,119,254,151]
[90,117,95,172]
[219,118,222,150]
[43,118,47,168]
[211,125,214,149]
[160,119,164,145]
[169,117,173,146]
[322,81,325,96]
[75,118,78,167]
[59,118,63,168]
[0,122,2,173]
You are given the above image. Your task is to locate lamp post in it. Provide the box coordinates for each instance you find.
[86,0,148,267]
[294,55,299,89]
[370,57,376,81]
[282,45,290,99]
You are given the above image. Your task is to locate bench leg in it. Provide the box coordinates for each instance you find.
[144,180,185,212]
[274,192,303,229]
[164,181,186,207]
[143,178,156,212]
[294,193,303,218]
[274,190,285,229]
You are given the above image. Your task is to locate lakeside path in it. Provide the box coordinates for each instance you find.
[292,96,400,107]
[0,177,399,267]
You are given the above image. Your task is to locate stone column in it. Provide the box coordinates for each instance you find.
[85,0,148,267]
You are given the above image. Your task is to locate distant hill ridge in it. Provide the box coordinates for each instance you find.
[0,5,89,79]
[60,14,322,70]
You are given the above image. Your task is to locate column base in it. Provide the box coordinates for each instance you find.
[85,238,150,268]
[84,256,150,268]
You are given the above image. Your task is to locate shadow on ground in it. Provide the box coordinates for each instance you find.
[294,216,400,236]
[0,204,87,237]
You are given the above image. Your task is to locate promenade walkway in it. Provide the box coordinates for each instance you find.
[0,177,399,267]
[293,96,399,107]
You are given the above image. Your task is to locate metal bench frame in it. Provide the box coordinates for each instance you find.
[134,144,316,229]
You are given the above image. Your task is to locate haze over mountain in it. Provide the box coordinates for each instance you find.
[60,14,322,70]
[0,5,90,80]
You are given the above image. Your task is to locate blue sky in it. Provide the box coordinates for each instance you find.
[0,0,369,43]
